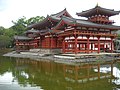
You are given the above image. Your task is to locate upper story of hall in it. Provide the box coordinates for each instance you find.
[26,5,120,37]
[76,5,120,24]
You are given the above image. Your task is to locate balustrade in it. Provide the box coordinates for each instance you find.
[59,30,117,37]
[88,15,114,24]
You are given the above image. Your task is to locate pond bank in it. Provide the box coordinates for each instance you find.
[3,51,120,63]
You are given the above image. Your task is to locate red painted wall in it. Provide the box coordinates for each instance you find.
[41,37,58,49]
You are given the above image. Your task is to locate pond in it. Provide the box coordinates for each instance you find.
[0,56,120,90]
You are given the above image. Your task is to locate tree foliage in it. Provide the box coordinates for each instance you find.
[11,16,27,35]
[11,16,45,35]
[118,34,120,39]
[0,35,11,48]
[0,26,5,35]
[26,16,45,25]
[0,16,45,48]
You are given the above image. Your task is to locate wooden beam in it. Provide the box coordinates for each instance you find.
[87,36,90,54]
[97,36,100,53]
[111,37,114,53]
[62,37,65,53]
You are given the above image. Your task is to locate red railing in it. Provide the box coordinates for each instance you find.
[58,30,117,37]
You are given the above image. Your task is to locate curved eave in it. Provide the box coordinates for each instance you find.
[74,19,120,30]
[76,6,120,17]
[24,29,40,34]
[40,29,56,36]
[54,17,120,30]
[27,16,60,30]
[27,16,49,29]
[52,20,65,30]
[76,23,120,30]
[49,16,61,22]
[51,8,73,18]
[52,17,76,30]
[14,36,33,41]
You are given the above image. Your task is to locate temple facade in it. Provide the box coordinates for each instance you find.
[14,5,120,54]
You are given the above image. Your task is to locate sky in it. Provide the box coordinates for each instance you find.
[0,0,120,28]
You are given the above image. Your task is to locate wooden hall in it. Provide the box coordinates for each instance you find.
[14,5,120,54]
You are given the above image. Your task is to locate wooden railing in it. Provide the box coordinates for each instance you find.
[75,30,117,37]
[58,30,117,37]
[90,19,114,23]
[89,16,114,24]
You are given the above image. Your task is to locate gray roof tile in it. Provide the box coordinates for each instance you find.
[14,36,33,40]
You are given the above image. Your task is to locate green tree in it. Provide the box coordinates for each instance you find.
[11,16,27,35]
[26,16,45,25]
[0,26,5,35]
[0,16,45,48]
[118,34,120,40]
[11,16,45,35]
[4,28,16,38]
[0,27,14,48]
[0,35,11,48]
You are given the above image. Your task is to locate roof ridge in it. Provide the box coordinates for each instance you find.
[76,5,120,17]
[50,8,72,18]
[50,8,66,16]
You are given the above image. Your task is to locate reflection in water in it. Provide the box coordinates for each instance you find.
[0,72,14,84]
[64,63,113,83]
[0,56,120,90]
[112,67,120,85]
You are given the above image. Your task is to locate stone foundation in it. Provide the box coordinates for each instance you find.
[29,48,62,54]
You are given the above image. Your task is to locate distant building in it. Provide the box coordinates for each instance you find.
[14,5,120,54]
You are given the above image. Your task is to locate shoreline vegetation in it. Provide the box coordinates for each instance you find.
[0,16,45,50]
[3,49,120,64]
[0,48,12,55]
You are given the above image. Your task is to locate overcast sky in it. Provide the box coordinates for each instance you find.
[0,0,120,28]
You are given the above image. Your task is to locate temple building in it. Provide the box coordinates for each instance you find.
[14,5,120,54]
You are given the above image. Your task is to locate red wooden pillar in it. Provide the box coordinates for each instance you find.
[50,36,53,49]
[111,37,114,53]
[75,36,78,54]
[62,37,65,53]
[104,37,106,52]
[66,40,69,51]
[41,36,43,48]
[97,36,100,53]
[90,43,92,51]
[87,36,90,54]
[73,27,78,54]
[85,44,87,53]
[79,44,80,50]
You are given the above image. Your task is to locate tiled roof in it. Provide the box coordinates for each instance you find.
[14,36,33,40]
[76,5,120,17]
[50,8,72,18]
[25,29,40,34]
[27,9,72,30]
[54,16,120,30]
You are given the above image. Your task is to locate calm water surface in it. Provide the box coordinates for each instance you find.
[0,56,120,90]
